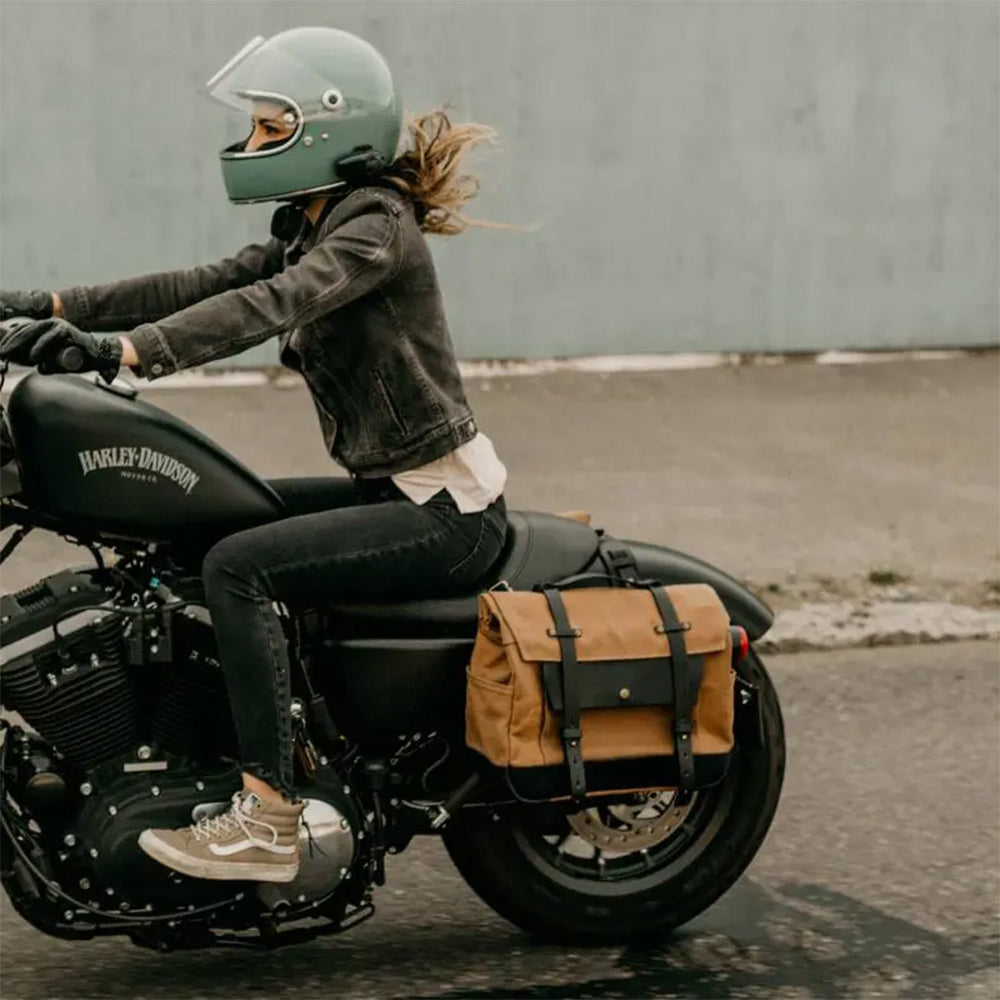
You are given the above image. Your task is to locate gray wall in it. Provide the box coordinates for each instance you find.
[1,0,997,362]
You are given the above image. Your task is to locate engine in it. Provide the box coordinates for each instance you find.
[0,568,238,771]
[0,568,363,940]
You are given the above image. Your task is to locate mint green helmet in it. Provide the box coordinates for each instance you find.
[207,27,402,204]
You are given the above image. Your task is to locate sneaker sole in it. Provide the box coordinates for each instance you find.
[138,830,299,883]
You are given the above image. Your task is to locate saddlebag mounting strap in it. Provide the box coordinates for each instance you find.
[599,540,641,582]
[542,587,587,801]
[649,587,700,791]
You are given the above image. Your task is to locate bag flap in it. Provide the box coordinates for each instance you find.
[480,583,730,664]
[542,658,679,710]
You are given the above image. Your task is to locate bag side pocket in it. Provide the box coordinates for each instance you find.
[465,669,514,767]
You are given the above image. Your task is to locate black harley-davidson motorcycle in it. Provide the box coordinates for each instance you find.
[0,338,785,952]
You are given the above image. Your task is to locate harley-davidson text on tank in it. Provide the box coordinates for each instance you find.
[77,446,201,495]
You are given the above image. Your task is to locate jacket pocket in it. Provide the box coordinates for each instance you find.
[372,368,409,438]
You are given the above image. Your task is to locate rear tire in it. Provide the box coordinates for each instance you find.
[443,650,785,943]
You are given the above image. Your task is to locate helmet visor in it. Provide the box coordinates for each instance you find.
[207,35,348,122]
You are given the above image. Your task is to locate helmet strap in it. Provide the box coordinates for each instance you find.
[270,200,310,241]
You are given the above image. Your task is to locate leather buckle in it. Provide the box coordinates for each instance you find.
[547,626,581,639]
[604,546,640,579]
[654,621,691,635]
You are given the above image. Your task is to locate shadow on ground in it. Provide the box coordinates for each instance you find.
[7,879,993,1000]
[411,880,999,1000]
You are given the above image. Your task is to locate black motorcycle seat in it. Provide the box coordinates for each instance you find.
[321,510,601,638]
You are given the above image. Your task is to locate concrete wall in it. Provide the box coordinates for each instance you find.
[1,0,997,362]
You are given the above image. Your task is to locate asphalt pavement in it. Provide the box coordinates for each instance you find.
[1,641,998,1000]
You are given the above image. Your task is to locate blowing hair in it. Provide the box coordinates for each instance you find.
[384,109,504,236]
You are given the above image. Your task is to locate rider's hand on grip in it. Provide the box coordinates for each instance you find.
[0,290,54,323]
[0,318,123,384]
[0,319,45,367]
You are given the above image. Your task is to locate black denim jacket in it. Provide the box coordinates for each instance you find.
[57,187,478,478]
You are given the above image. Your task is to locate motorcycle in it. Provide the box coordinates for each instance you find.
[0,326,785,951]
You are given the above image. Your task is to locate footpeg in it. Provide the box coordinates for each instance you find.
[430,773,480,829]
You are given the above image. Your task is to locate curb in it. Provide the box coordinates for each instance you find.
[2,347,992,394]
[756,600,1000,655]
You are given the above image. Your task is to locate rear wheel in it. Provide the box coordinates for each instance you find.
[443,650,785,943]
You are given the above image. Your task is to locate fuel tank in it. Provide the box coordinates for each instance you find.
[6,374,284,540]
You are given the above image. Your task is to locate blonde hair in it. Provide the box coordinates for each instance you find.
[384,109,504,236]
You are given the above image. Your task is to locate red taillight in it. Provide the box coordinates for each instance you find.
[730,625,749,663]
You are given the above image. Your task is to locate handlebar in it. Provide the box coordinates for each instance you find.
[56,346,85,372]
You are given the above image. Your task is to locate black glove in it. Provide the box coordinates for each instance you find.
[0,319,45,367]
[0,290,54,322]
[1,318,123,384]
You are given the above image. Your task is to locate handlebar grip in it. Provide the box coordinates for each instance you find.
[57,346,85,372]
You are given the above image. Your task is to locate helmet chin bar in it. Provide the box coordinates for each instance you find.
[225,146,387,211]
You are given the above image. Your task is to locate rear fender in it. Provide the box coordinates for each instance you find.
[592,539,774,640]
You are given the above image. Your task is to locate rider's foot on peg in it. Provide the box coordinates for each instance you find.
[138,790,304,882]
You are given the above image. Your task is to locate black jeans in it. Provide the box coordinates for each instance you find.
[202,476,508,797]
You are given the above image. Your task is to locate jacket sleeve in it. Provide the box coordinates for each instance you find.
[56,239,286,333]
[127,208,401,380]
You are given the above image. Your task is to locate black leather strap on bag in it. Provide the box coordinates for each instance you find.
[649,587,699,791]
[542,587,587,800]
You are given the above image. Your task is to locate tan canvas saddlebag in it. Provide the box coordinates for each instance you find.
[465,580,735,801]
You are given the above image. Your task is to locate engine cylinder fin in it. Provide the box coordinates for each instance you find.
[2,616,138,769]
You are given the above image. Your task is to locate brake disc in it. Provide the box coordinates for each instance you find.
[566,791,696,852]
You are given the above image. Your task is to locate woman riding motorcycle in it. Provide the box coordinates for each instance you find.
[0,26,509,884]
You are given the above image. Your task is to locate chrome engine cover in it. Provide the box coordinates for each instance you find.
[255,796,356,909]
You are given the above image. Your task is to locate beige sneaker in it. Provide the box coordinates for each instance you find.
[138,791,304,883]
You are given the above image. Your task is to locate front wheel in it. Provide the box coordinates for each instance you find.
[443,650,785,943]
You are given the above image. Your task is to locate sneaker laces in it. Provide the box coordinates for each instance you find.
[301,813,330,862]
[189,792,280,848]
